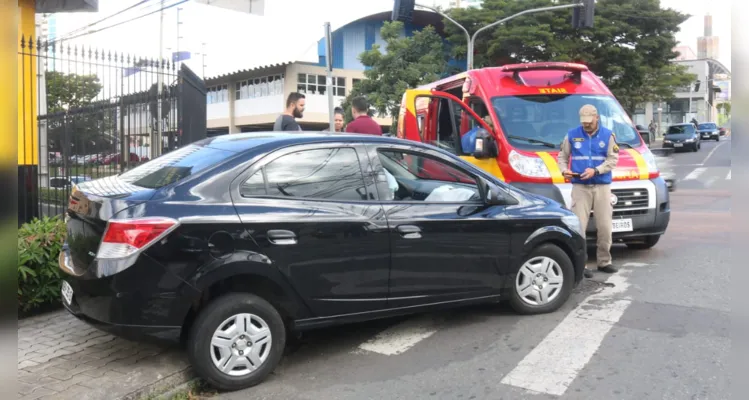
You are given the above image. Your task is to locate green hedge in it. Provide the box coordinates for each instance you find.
[39,187,68,206]
[18,216,67,313]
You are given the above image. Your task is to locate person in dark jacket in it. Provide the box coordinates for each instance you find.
[273,92,305,131]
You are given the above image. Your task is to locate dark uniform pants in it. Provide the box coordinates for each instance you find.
[571,184,613,267]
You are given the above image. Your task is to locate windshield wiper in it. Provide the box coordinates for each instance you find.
[506,135,557,149]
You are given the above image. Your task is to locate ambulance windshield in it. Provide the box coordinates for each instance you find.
[490,94,642,150]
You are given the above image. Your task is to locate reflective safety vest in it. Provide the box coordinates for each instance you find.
[567,126,613,185]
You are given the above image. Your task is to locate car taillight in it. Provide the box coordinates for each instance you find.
[97,217,179,260]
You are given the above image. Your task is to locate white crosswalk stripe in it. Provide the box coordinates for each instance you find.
[683,167,707,180]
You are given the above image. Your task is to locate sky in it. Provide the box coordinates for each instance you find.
[46,0,732,79]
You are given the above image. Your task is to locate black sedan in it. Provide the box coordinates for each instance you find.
[697,122,720,141]
[663,123,700,152]
[59,132,586,391]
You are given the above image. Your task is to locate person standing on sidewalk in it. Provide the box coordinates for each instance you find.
[274,92,306,131]
[345,97,383,135]
[557,104,620,278]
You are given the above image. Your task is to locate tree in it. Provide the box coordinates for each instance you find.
[339,21,449,131]
[443,0,695,113]
[45,71,115,155]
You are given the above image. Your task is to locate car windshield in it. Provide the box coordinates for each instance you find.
[667,125,695,135]
[490,94,642,149]
[118,144,236,189]
[698,123,717,130]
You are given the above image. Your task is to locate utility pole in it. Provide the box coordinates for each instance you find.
[324,22,335,132]
[176,7,184,69]
[155,0,164,160]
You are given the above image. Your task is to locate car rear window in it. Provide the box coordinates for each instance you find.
[118,144,236,189]
[667,125,694,134]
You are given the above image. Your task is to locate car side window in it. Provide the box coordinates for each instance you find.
[376,149,480,202]
[240,147,369,201]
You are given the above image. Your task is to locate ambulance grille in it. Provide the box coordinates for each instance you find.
[611,188,649,211]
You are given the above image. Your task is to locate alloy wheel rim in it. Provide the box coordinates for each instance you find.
[210,313,272,377]
[515,256,564,306]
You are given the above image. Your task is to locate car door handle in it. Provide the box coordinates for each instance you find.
[396,225,422,239]
[267,230,297,246]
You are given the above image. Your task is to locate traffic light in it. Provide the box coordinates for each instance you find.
[572,0,595,29]
[392,0,415,22]
[693,80,701,92]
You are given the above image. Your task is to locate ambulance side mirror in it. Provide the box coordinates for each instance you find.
[473,129,499,159]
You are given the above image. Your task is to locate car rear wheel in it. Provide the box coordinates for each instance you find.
[187,293,286,391]
[625,235,661,250]
[509,244,574,315]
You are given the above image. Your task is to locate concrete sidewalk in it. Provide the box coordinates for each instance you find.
[18,310,192,400]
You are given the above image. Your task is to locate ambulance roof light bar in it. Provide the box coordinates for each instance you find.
[500,62,589,86]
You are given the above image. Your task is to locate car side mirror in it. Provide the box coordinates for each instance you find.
[482,178,517,206]
[472,129,499,159]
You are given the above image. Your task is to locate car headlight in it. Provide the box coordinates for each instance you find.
[685,138,694,142]
[508,150,551,178]
[664,139,671,143]
[640,150,659,173]
[562,215,584,237]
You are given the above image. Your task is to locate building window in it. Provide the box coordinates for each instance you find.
[207,84,228,104]
[297,74,346,97]
[235,74,285,101]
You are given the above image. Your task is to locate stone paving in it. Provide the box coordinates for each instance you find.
[17,309,192,400]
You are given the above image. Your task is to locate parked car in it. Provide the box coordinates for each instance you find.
[697,122,720,141]
[49,175,92,190]
[663,123,700,152]
[718,127,727,136]
[59,132,587,391]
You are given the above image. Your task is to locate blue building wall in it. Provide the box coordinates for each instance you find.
[317,20,467,73]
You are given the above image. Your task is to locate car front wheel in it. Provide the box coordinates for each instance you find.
[509,243,574,315]
[187,293,287,391]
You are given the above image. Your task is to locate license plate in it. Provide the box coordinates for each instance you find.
[674,143,683,147]
[61,281,73,305]
[612,218,633,233]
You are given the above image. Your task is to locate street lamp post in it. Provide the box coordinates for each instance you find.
[414,2,587,71]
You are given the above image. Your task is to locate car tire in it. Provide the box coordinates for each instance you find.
[625,235,661,250]
[715,136,720,142]
[509,243,574,315]
[187,293,287,392]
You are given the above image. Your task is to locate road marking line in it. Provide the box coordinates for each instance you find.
[683,167,706,180]
[356,316,436,356]
[500,271,634,396]
[726,170,731,180]
[701,141,726,165]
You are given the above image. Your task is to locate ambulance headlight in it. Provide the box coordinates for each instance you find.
[509,150,551,178]
[640,150,659,173]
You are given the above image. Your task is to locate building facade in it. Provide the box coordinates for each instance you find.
[631,58,730,132]
[204,10,460,134]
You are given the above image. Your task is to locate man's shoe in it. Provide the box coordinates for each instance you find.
[583,269,594,278]
[598,264,619,273]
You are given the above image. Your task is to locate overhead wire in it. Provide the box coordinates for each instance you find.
[54,0,154,42]
[50,0,189,45]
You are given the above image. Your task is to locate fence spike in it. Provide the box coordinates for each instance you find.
[88,46,93,60]
[36,36,42,51]
[94,48,99,60]
[20,35,25,49]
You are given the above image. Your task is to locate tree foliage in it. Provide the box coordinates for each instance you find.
[339,21,449,131]
[45,71,116,155]
[442,0,695,113]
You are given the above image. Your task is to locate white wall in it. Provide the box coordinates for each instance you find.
[235,95,284,117]
[207,102,230,120]
[304,94,346,115]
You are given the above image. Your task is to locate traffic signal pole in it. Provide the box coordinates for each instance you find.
[398,1,593,71]
[468,2,588,70]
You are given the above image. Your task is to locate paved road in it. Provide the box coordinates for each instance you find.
[220,136,731,400]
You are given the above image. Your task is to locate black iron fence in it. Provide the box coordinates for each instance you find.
[18,36,206,226]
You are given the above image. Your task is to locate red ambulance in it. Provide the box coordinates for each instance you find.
[397,62,669,249]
